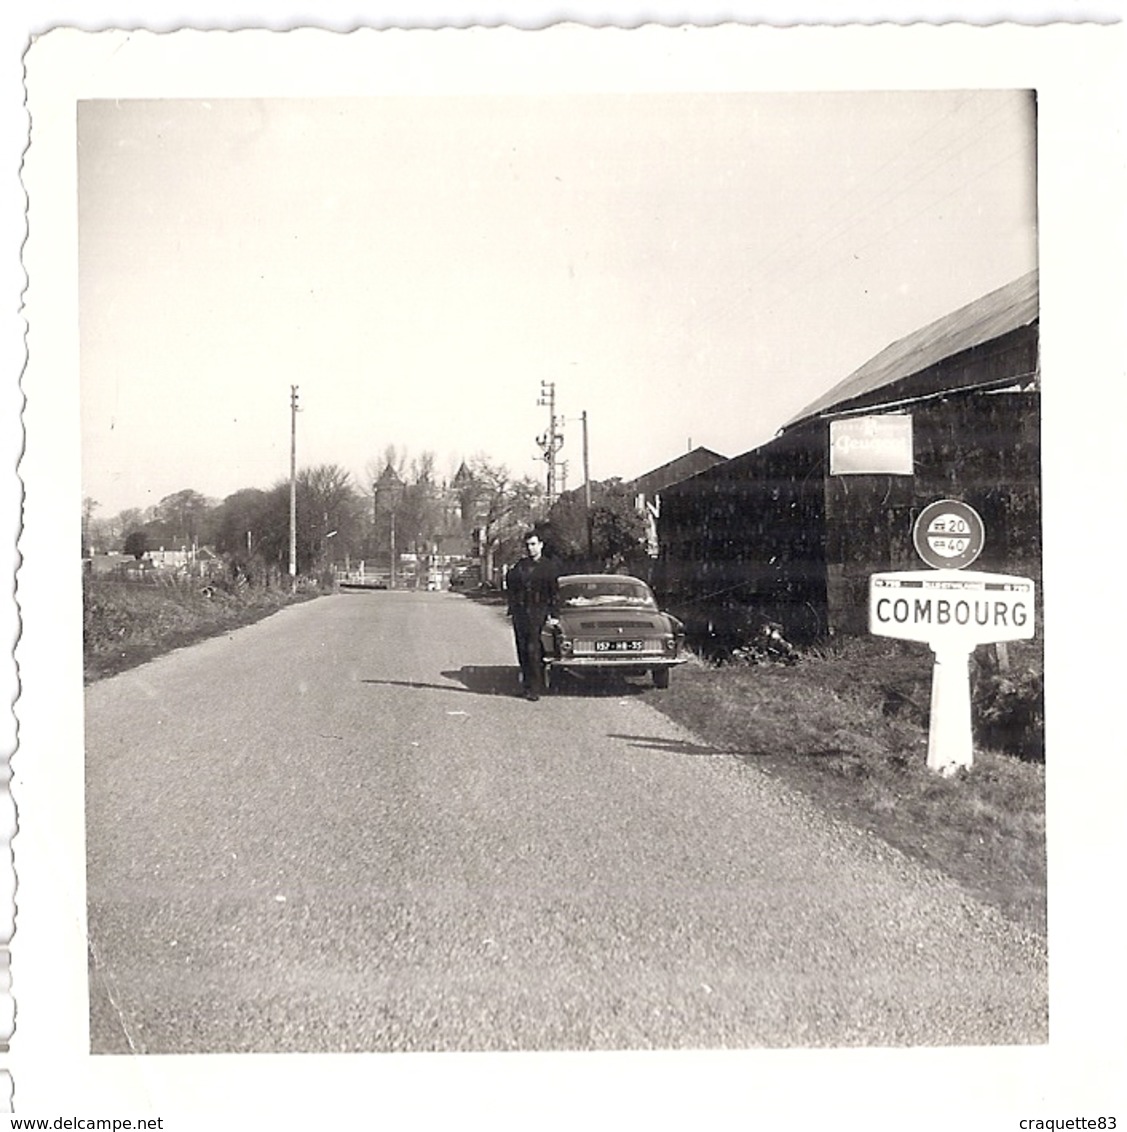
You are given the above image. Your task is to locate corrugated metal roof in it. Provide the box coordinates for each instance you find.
[783,269,1039,429]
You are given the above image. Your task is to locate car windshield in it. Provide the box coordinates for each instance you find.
[559,578,658,609]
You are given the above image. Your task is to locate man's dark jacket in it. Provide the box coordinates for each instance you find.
[506,555,560,618]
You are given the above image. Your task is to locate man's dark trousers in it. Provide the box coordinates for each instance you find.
[512,606,549,694]
[506,549,559,697]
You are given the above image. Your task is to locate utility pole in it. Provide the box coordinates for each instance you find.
[289,385,299,588]
[536,380,565,509]
[581,410,591,512]
[390,504,398,590]
[582,410,592,559]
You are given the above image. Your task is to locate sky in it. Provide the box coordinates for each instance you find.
[77,88,1037,518]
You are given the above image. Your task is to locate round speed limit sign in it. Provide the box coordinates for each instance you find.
[912,499,985,570]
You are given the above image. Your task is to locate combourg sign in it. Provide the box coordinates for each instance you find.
[868,501,1037,775]
[870,570,1035,647]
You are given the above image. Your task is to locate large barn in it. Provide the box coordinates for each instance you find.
[655,270,1041,640]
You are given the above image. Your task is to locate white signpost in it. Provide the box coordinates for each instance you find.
[869,501,1036,775]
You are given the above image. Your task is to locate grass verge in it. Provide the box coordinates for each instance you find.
[83,575,319,683]
[646,637,1046,935]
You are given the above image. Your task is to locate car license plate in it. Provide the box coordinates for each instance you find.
[595,639,644,652]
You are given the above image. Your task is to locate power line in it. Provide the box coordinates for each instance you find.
[736,92,986,293]
[692,92,1031,343]
[746,93,1022,299]
[772,133,1037,310]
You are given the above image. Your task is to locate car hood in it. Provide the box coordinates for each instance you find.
[556,607,670,633]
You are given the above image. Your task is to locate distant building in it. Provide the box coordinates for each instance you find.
[140,546,222,578]
[84,552,126,576]
[626,447,727,558]
[657,270,1040,639]
[450,461,480,532]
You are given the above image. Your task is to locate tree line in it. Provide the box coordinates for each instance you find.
[83,449,648,585]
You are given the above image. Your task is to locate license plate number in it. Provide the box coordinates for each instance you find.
[595,639,644,652]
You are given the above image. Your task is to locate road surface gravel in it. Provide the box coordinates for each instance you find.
[85,590,1047,1053]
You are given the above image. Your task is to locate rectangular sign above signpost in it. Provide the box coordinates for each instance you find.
[830,414,913,475]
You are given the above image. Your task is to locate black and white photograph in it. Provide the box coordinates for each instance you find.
[8,15,1127,1127]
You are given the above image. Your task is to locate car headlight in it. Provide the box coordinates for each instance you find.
[664,636,678,651]
[560,638,574,654]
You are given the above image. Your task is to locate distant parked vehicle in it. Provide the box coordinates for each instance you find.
[336,569,389,590]
[540,574,687,689]
[449,564,482,592]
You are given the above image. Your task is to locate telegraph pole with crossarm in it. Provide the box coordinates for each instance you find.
[289,385,299,587]
[536,380,565,509]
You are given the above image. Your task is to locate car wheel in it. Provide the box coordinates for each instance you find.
[652,666,670,689]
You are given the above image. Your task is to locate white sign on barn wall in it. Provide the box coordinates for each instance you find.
[830,414,913,475]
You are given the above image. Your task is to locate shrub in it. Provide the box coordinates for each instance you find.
[972,663,1044,761]
[82,571,325,681]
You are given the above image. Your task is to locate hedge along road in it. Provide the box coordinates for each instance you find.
[84,589,1047,1054]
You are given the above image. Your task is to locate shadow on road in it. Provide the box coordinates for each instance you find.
[605,732,738,757]
[362,667,655,700]
[606,732,848,761]
[362,678,476,694]
[362,667,519,697]
[541,670,651,699]
[440,666,523,696]
[439,665,649,698]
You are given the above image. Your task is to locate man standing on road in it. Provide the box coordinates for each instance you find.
[505,531,560,701]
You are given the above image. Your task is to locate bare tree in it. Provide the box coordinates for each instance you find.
[547,478,647,571]
[212,488,270,561]
[116,508,144,539]
[363,444,408,490]
[465,455,545,582]
[400,451,449,576]
[247,465,359,577]
[156,489,214,547]
[299,464,361,568]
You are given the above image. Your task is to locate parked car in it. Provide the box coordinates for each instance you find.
[540,574,687,689]
[449,564,482,592]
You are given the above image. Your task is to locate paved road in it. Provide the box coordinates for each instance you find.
[85,590,1047,1053]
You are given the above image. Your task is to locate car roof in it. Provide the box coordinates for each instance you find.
[558,574,649,586]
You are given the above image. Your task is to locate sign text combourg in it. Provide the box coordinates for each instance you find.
[869,570,1035,646]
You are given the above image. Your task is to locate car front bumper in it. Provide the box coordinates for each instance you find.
[543,654,688,668]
